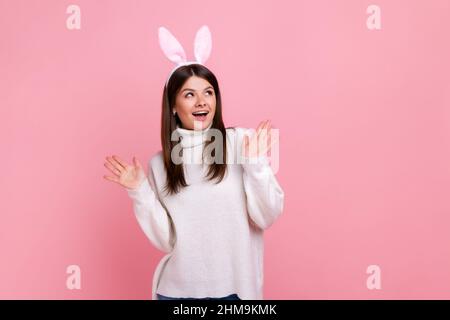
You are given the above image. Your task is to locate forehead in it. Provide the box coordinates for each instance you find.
[181,76,213,90]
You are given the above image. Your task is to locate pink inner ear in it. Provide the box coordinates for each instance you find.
[158,27,187,64]
[194,25,212,64]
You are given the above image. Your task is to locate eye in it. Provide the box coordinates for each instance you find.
[185,92,193,98]
[206,90,214,95]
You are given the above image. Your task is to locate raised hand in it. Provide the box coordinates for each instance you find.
[103,155,146,190]
[242,120,277,159]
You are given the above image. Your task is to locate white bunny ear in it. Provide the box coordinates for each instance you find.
[158,26,187,65]
[194,25,212,64]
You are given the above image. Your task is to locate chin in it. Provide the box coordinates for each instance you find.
[191,118,212,130]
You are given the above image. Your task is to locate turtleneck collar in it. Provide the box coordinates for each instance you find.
[175,122,213,148]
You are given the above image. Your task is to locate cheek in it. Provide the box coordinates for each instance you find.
[210,97,217,110]
[177,101,193,116]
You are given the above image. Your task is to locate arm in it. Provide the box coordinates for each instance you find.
[241,153,285,231]
[126,161,175,253]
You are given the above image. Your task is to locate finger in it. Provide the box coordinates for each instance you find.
[264,126,278,155]
[245,133,258,157]
[255,120,267,135]
[255,121,264,137]
[266,122,272,138]
[243,134,249,145]
[267,123,274,148]
[259,121,273,155]
[246,126,258,147]
[242,135,248,157]
[106,156,124,173]
[249,121,268,152]
[103,175,120,184]
[133,156,142,169]
[263,131,277,155]
[258,128,269,156]
[259,121,270,142]
[262,120,271,132]
[104,161,121,176]
[112,155,127,170]
[265,123,272,152]
[256,120,270,140]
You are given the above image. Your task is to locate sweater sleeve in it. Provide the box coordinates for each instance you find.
[241,154,285,231]
[126,161,175,253]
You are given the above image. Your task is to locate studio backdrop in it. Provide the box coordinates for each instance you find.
[1,0,450,299]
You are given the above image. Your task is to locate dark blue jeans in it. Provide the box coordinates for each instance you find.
[157,293,241,300]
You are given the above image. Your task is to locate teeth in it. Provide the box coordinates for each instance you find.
[193,111,208,115]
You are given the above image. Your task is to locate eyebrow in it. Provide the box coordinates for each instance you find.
[181,86,214,93]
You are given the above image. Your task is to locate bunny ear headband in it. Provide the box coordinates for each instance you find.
[158,25,212,86]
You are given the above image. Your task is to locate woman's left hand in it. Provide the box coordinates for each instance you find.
[242,120,276,158]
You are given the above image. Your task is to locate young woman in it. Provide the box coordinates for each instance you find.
[103,26,284,300]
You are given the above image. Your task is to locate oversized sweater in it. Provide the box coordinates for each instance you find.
[126,125,285,300]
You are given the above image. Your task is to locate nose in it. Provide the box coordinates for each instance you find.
[196,97,207,107]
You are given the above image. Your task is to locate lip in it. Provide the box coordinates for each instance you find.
[191,110,210,123]
[191,110,210,116]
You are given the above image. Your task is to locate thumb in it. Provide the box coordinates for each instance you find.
[243,134,249,147]
[133,156,142,169]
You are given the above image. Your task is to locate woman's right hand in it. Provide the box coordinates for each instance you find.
[103,155,146,190]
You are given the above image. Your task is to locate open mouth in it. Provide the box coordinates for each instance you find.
[192,111,209,121]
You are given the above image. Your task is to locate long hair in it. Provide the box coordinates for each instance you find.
[161,64,228,195]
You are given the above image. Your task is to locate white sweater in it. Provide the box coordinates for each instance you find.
[126,126,285,300]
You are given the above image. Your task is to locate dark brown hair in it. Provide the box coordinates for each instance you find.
[161,64,228,195]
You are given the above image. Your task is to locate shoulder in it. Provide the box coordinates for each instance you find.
[149,150,164,170]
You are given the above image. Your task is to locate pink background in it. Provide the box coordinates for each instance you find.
[1,0,450,299]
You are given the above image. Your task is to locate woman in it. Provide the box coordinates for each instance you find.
[103,26,284,300]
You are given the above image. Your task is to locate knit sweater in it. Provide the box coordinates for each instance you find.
[126,125,285,300]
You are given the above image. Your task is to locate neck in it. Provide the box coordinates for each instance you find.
[175,122,213,148]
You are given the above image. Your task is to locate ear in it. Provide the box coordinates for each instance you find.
[158,26,187,64]
[194,25,212,64]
